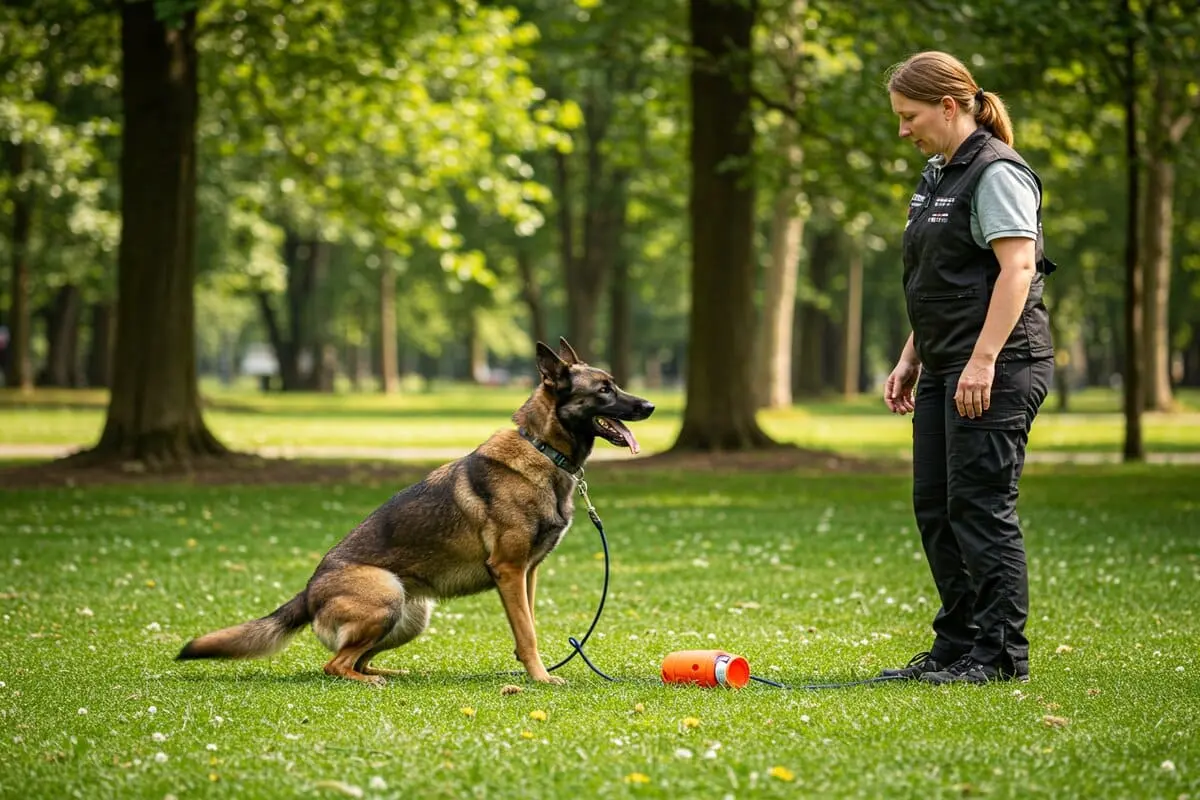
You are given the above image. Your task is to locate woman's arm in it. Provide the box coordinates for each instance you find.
[954,237,1036,418]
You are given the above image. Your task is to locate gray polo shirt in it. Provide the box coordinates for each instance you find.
[922,155,1040,247]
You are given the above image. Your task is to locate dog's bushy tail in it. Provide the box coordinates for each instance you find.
[176,592,310,661]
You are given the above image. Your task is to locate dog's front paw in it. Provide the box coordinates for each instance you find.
[534,674,566,686]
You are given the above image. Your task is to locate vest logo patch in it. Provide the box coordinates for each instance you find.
[910,192,927,207]
[927,212,950,224]
[933,196,956,208]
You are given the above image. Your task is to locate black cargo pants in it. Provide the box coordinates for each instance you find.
[912,357,1053,671]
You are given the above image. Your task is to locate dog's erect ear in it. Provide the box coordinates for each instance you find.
[557,337,581,365]
[536,341,569,386]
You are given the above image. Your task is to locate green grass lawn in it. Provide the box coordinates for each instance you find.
[1,464,1197,798]
[2,384,1200,457]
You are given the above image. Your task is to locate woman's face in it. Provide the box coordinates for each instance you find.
[890,91,949,157]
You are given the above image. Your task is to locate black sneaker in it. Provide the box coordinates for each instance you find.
[879,651,948,680]
[920,655,1030,685]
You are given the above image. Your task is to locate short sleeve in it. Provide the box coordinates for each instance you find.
[973,161,1040,243]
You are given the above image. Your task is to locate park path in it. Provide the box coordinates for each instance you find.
[2,444,1200,465]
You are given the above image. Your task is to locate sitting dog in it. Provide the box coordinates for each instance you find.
[177,338,654,685]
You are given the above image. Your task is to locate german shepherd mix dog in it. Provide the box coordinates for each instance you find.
[178,339,654,686]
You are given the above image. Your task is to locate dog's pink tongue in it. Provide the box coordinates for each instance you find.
[620,423,640,456]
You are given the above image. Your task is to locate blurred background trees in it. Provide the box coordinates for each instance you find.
[1,0,1197,462]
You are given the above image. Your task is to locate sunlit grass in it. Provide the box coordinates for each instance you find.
[1,465,1197,798]
[2,384,1199,457]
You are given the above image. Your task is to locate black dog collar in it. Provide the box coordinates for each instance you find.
[518,427,582,477]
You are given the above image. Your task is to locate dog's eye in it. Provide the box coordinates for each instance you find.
[599,385,612,394]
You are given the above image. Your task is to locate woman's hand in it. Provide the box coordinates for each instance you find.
[954,355,995,419]
[885,358,921,415]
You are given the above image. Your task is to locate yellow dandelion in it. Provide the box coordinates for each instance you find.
[624,772,651,784]
[208,773,219,782]
[460,706,476,718]
[633,703,645,713]
[521,730,534,739]
[145,579,157,588]
[186,538,197,548]
[768,766,795,782]
[682,717,700,729]
[529,709,548,722]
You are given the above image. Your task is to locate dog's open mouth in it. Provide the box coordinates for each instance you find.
[594,417,640,455]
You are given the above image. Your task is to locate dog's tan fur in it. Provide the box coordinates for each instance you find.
[177,339,653,685]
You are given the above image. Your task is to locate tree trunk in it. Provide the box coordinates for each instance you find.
[260,233,329,391]
[468,313,488,384]
[842,243,863,399]
[515,246,548,348]
[84,4,226,465]
[1140,155,1174,411]
[1140,63,1177,412]
[556,91,629,362]
[795,228,836,397]
[757,150,804,409]
[609,243,632,386]
[86,302,115,388]
[1121,7,1144,462]
[379,262,399,394]
[40,285,83,387]
[672,0,773,452]
[256,289,291,390]
[1183,338,1200,387]
[4,141,34,392]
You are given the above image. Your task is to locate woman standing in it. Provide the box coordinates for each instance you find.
[880,51,1055,684]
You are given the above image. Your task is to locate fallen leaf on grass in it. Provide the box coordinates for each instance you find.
[313,780,363,798]
[1042,715,1070,728]
[500,685,523,695]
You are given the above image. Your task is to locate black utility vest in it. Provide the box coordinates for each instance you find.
[902,129,1055,375]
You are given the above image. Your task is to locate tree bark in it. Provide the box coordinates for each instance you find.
[609,243,632,386]
[1137,66,1176,412]
[84,3,226,465]
[672,0,773,451]
[86,302,114,388]
[556,87,629,362]
[1140,153,1174,411]
[468,313,488,384]
[379,262,399,394]
[4,141,34,392]
[795,228,836,397]
[1122,5,1144,462]
[515,246,548,348]
[842,243,863,399]
[758,150,804,408]
[40,285,83,387]
[755,0,806,410]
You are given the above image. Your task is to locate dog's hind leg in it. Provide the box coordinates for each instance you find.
[310,566,421,686]
[354,597,433,677]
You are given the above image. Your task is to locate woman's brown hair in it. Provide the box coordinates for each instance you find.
[886,51,1014,146]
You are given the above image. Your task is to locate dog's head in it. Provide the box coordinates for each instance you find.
[535,338,655,455]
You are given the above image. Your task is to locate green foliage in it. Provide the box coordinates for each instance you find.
[3,0,1198,387]
[0,3,121,304]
